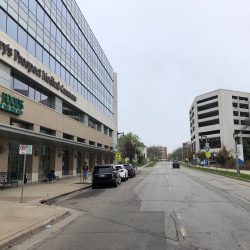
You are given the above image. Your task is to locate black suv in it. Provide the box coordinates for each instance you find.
[172,160,180,168]
[92,164,121,188]
[124,164,136,177]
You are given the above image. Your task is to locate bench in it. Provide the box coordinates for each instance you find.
[0,172,18,189]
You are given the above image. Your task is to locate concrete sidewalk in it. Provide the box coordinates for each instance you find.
[0,175,91,249]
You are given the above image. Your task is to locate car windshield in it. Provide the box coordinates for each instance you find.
[94,167,112,174]
[115,166,123,170]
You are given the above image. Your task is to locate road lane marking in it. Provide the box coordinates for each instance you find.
[231,194,250,204]
[180,227,186,237]
[176,213,186,237]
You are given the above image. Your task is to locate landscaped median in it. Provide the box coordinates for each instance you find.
[183,164,250,182]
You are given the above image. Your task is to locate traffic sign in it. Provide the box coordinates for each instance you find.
[204,142,210,152]
[19,145,33,155]
[206,152,211,159]
[115,152,121,160]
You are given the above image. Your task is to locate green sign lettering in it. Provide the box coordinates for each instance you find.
[0,92,24,115]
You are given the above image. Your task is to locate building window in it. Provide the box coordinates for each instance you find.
[198,110,219,119]
[10,118,33,130]
[197,102,218,112]
[239,103,249,109]
[35,42,43,62]
[233,111,239,116]
[12,75,51,107]
[17,26,28,49]
[40,126,55,135]
[27,35,36,56]
[200,137,221,149]
[199,130,220,136]
[7,17,17,42]
[198,119,219,127]
[0,9,7,32]
[63,133,74,140]
[197,95,218,104]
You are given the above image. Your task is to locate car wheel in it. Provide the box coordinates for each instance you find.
[113,180,118,187]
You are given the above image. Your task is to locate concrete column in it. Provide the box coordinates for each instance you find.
[68,149,77,176]
[79,113,85,123]
[96,153,102,165]
[51,96,62,113]
[26,144,39,182]
[0,61,11,88]
[84,114,89,126]
[88,152,96,172]
[101,125,104,133]
[0,139,9,172]
[56,131,63,138]
[53,146,62,178]
[33,125,40,133]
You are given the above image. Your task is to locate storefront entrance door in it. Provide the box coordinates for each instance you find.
[38,146,50,180]
[62,150,69,175]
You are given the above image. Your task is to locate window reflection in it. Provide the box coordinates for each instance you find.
[18,27,27,49]
[2,1,114,118]
[0,9,7,32]
[7,17,17,42]
[27,35,36,56]
[12,75,51,108]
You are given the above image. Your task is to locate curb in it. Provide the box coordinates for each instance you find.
[38,184,92,205]
[0,208,70,250]
[0,184,92,249]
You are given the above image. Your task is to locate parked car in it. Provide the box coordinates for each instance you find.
[92,164,121,188]
[124,164,136,177]
[172,160,180,168]
[115,165,128,181]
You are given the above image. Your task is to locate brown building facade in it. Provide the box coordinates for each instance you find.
[0,1,117,182]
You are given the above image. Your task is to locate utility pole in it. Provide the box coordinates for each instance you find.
[233,132,241,176]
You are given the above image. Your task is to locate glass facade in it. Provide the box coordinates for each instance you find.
[0,0,114,118]
[12,74,51,107]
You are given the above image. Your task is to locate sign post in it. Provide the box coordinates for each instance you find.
[236,144,244,176]
[19,145,32,203]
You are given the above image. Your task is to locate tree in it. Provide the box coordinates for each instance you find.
[169,147,183,161]
[217,145,231,169]
[197,151,206,161]
[118,132,145,163]
[243,140,250,161]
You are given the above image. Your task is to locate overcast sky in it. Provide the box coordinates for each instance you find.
[76,0,250,152]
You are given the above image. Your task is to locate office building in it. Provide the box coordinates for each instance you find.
[0,0,117,181]
[190,89,250,155]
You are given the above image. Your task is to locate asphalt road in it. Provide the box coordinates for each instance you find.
[32,162,250,250]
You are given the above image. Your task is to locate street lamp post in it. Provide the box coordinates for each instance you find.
[116,132,124,162]
[117,132,124,149]
[233,132,241,176]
